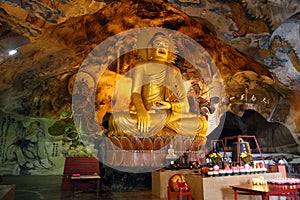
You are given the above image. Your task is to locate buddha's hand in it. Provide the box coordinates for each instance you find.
[136,109,151,133]
[153,101,171,110]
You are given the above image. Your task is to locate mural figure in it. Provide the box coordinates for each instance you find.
[107,32,208,138]
[72,78,96,134]
[6,121,53,174]
[187,83,201,115]
[228,3,271,37]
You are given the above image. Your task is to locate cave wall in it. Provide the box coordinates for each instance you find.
[0,0,300,175]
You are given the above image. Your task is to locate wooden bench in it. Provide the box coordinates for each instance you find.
[61,157,100,196]
[70,174,100,197]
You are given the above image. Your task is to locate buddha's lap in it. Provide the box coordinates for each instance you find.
[108,112,208,137]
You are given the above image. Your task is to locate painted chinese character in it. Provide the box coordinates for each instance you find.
[250,94,256,102]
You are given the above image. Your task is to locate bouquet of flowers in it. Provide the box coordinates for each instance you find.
[240,152,252,164]
[208,152,222,166]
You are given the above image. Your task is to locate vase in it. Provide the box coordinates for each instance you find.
[213,165,220,171]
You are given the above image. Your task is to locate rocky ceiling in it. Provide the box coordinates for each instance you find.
[0,0,300,145]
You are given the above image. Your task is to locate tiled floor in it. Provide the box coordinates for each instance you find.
[1,175,165,200]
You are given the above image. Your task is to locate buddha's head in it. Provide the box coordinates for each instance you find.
[147,32,175,62]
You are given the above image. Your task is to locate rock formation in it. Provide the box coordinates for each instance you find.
[0,0,299,171]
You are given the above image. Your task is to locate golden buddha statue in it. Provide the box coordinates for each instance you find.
[107,32,208,138]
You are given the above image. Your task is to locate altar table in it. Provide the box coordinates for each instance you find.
[231,183,300,200]
[185,172,283,200]
[151,170,282,199]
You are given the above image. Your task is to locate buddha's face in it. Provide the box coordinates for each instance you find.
[149,35,170,62]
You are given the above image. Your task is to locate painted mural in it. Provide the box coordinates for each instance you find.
[0,111,61,175]
[0,108,96,175]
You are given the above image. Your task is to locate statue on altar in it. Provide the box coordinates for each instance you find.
[166,144,177,159]
[106,32,208,138]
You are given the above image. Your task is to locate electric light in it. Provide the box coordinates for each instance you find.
[8,49,17,56]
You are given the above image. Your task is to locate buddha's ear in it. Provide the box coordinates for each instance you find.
[167,51,177,64]
[162,32,177,63]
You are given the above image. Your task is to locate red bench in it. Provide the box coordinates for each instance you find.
[61,157,100,196]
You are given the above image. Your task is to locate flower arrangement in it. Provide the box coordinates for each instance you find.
[208,152,222,166]
[240,152,252,164]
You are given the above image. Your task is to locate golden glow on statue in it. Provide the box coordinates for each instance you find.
[107,32,208,138]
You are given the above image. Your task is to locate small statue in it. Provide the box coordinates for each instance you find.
[166,144,177,159]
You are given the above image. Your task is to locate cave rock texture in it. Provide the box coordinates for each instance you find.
[0,0,299,155]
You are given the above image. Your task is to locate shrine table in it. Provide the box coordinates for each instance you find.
[231,183,300,200]
[152,170,283,199]
[185,172,283,200]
